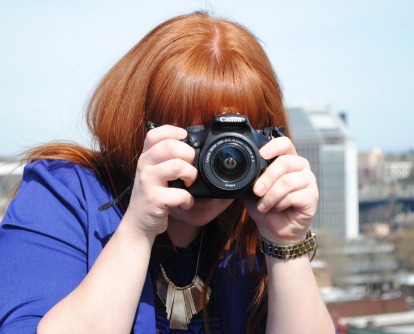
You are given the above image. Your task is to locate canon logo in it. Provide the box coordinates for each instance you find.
[219,116,245,122]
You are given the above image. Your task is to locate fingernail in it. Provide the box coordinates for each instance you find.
[177,128,187,139]
[257,203,266,212]
[260,146,270,159]
[255,183,266,197]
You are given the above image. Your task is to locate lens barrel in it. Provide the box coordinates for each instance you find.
[200,136,260,192]
[211,144,249,182]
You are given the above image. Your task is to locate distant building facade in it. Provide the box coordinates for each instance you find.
[0,160,23,216]
[359,148,414,184]
[338,238,398,288]
[287,105,359,240]
[358,148,385,184]
[384,161,413,183]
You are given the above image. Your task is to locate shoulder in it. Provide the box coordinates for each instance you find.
[1,159,116,254]
[4,159,111,233]
[23,159,98,184]
[0,162,104,331]
[20,159,106,200]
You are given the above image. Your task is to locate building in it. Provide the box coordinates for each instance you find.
[0,160,23,216]
[359,148,414,184]
[358,148,385,184]
[384,161,413,183]
[337,238,398,288]
[287,105,359,241]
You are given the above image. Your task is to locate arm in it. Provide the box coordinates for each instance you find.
[37,219,154,334]
[265,255,333,333]
[245,136,335,334]
[36,126,197,334]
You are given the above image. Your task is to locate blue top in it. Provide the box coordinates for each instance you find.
[0,160,259,333]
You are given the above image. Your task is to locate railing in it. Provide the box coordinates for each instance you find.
[347,327,394,334]
[359,197,414,224]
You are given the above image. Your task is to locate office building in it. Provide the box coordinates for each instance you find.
[287,105,358,240]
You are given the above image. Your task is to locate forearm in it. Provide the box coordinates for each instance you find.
[266,256,335,334]
[37,218,154,334]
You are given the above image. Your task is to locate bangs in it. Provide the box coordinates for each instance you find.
[144,21,283,131]
[88,11,288,176]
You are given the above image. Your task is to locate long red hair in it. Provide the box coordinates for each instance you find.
[23,11,289,332]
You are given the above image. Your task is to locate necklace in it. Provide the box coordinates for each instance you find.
[156,228,212,330]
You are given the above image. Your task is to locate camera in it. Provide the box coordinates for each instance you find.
[147,114,285,199]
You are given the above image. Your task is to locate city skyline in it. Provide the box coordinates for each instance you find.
[1,1,413,156]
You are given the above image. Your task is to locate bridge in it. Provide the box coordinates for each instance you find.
[359,196,414,225]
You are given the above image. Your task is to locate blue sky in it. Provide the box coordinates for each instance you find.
[1,0,413,156]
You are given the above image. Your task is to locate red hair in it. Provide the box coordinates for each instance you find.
[86,11,288,176]
[23,11,289,332]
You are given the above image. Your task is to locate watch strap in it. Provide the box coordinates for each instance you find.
[258,230,316,260]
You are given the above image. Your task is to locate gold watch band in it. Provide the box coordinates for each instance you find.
[258,230,316,260]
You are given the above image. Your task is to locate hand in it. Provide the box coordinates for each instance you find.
[245,136,319,245]
[123,125,197,238]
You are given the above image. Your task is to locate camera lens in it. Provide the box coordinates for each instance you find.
[211,144,249,182]
[200,136,261,193]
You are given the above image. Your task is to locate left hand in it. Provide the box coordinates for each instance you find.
[245,136,319,245]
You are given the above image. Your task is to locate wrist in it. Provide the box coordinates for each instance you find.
[257,229,308,246]
[118,215,157,248]
[258,230,316,260]
[123,208,166,240]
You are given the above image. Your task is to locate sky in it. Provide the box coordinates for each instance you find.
[1,0,413,156]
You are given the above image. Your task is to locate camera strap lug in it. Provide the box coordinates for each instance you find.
[262,126,286,138]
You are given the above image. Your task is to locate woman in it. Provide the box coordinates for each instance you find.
[0,12,335,333]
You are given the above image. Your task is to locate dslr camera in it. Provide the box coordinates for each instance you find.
[147,114,285,199]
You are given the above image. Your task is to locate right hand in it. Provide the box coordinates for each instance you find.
[123,125,197,238]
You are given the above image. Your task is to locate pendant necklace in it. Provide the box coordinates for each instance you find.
[156,227,211,330]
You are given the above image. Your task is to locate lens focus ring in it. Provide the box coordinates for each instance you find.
[200,136,260,192]
[211,144,249,183]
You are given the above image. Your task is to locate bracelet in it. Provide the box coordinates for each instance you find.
[258,230,317,260]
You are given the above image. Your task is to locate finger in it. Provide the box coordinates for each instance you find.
[151,186,194,211]
[257,170,317,213]
[253,155,311,197]
[140,139,195,166]
[259,136,297,160]
[141,159,198,187]
[143,125,187,152]
[266,187,319,219]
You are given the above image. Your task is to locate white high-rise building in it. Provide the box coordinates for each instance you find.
[287,105,359,240]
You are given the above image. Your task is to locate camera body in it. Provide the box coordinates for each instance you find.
[147,114,285,199]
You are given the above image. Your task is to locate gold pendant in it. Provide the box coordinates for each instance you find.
[156,265,212,330]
